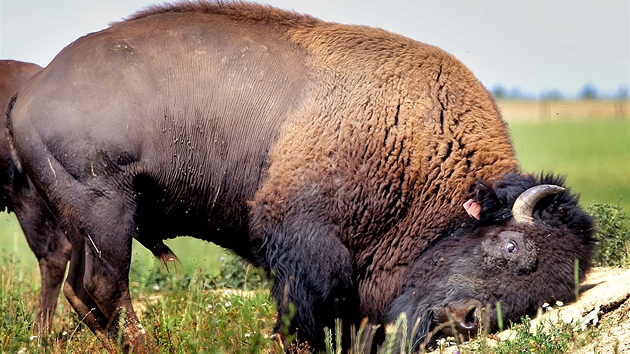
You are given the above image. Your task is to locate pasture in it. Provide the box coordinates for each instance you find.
[508,118,630,217]
[0,115,628,352]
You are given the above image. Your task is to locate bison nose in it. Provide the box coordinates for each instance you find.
[447,299,484,335]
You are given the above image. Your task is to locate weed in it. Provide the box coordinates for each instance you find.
[486,315,582,354]
[588,202,630,267]
[200,255,270,291]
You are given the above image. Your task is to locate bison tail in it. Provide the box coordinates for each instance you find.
[3,93,31,204]
[4,93,23,173]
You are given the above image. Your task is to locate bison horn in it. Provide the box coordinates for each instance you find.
[512,184,565,224]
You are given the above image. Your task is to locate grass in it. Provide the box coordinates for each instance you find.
[508,119,630,216]
[0,118,628,352]
[448,315,593,354]
[1,247,280,353]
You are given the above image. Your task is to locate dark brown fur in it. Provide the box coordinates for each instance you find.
[6,1,591,352]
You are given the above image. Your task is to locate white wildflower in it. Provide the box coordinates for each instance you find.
[555,300,564,307]
[224,301,232,307]
[29,335,38,341]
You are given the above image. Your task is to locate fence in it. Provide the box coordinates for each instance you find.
[496,100,630,121]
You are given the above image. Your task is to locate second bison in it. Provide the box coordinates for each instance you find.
[0,59,71,334]
[5,1,596,351]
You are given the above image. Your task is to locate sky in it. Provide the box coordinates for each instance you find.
[1,0,628,98]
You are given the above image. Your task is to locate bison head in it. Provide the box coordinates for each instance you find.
[384,173,596,350]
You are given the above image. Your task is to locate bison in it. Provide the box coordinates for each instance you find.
[5,1,596,352]
[0,59,73,334]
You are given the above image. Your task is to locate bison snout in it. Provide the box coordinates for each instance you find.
[445,299,485,336]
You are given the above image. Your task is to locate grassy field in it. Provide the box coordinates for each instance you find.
[0,118,628,352]
[508,119,630,216]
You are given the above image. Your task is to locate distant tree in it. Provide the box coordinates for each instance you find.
[508,86,525,99]
[540,89,564,100]
[579,82,599,100]
[491,85,532,100]
[492,84,507,99]
[615,84,629,100]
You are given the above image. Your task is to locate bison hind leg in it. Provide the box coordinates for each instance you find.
[15,198,72,335]
[33,235,72,335]
[63,239,110,342]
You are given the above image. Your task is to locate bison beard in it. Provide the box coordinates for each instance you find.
[4,1,596,352]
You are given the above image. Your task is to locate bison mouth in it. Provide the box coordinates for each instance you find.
[431,298,488,342]
[386,298,489,350]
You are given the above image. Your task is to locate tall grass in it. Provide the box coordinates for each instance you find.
[1,250,279,353]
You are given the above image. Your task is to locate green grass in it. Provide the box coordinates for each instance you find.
[508,119,630,216]
[0,253,280,353]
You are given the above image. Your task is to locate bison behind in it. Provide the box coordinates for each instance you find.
[0,59,72,334]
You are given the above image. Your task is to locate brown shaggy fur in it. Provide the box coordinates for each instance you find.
[252,13,519,317]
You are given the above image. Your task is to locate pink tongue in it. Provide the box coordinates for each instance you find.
[463,199,481,220]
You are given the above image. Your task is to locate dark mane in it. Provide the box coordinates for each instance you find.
[118,0,321,28]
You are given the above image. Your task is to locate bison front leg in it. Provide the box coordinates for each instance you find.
[251,208,361,350]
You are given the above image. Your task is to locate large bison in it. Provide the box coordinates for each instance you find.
[0,59,72,334]
[5,1,596,352]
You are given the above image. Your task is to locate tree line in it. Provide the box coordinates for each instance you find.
[492,82,629,100]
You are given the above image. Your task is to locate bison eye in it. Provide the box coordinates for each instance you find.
[503,240,518,257]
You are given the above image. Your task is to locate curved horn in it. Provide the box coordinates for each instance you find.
[512,184,565,224]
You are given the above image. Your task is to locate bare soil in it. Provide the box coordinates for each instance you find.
[505,267,630,352]
[565,267,630,353]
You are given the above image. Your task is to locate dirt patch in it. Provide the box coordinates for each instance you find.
[508,267,630,352]
[567,267,630,353]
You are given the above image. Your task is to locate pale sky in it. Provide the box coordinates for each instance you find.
[1,0,628,98]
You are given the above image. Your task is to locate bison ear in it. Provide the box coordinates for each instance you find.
[467,180,501,220]
[463,199,481,219]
